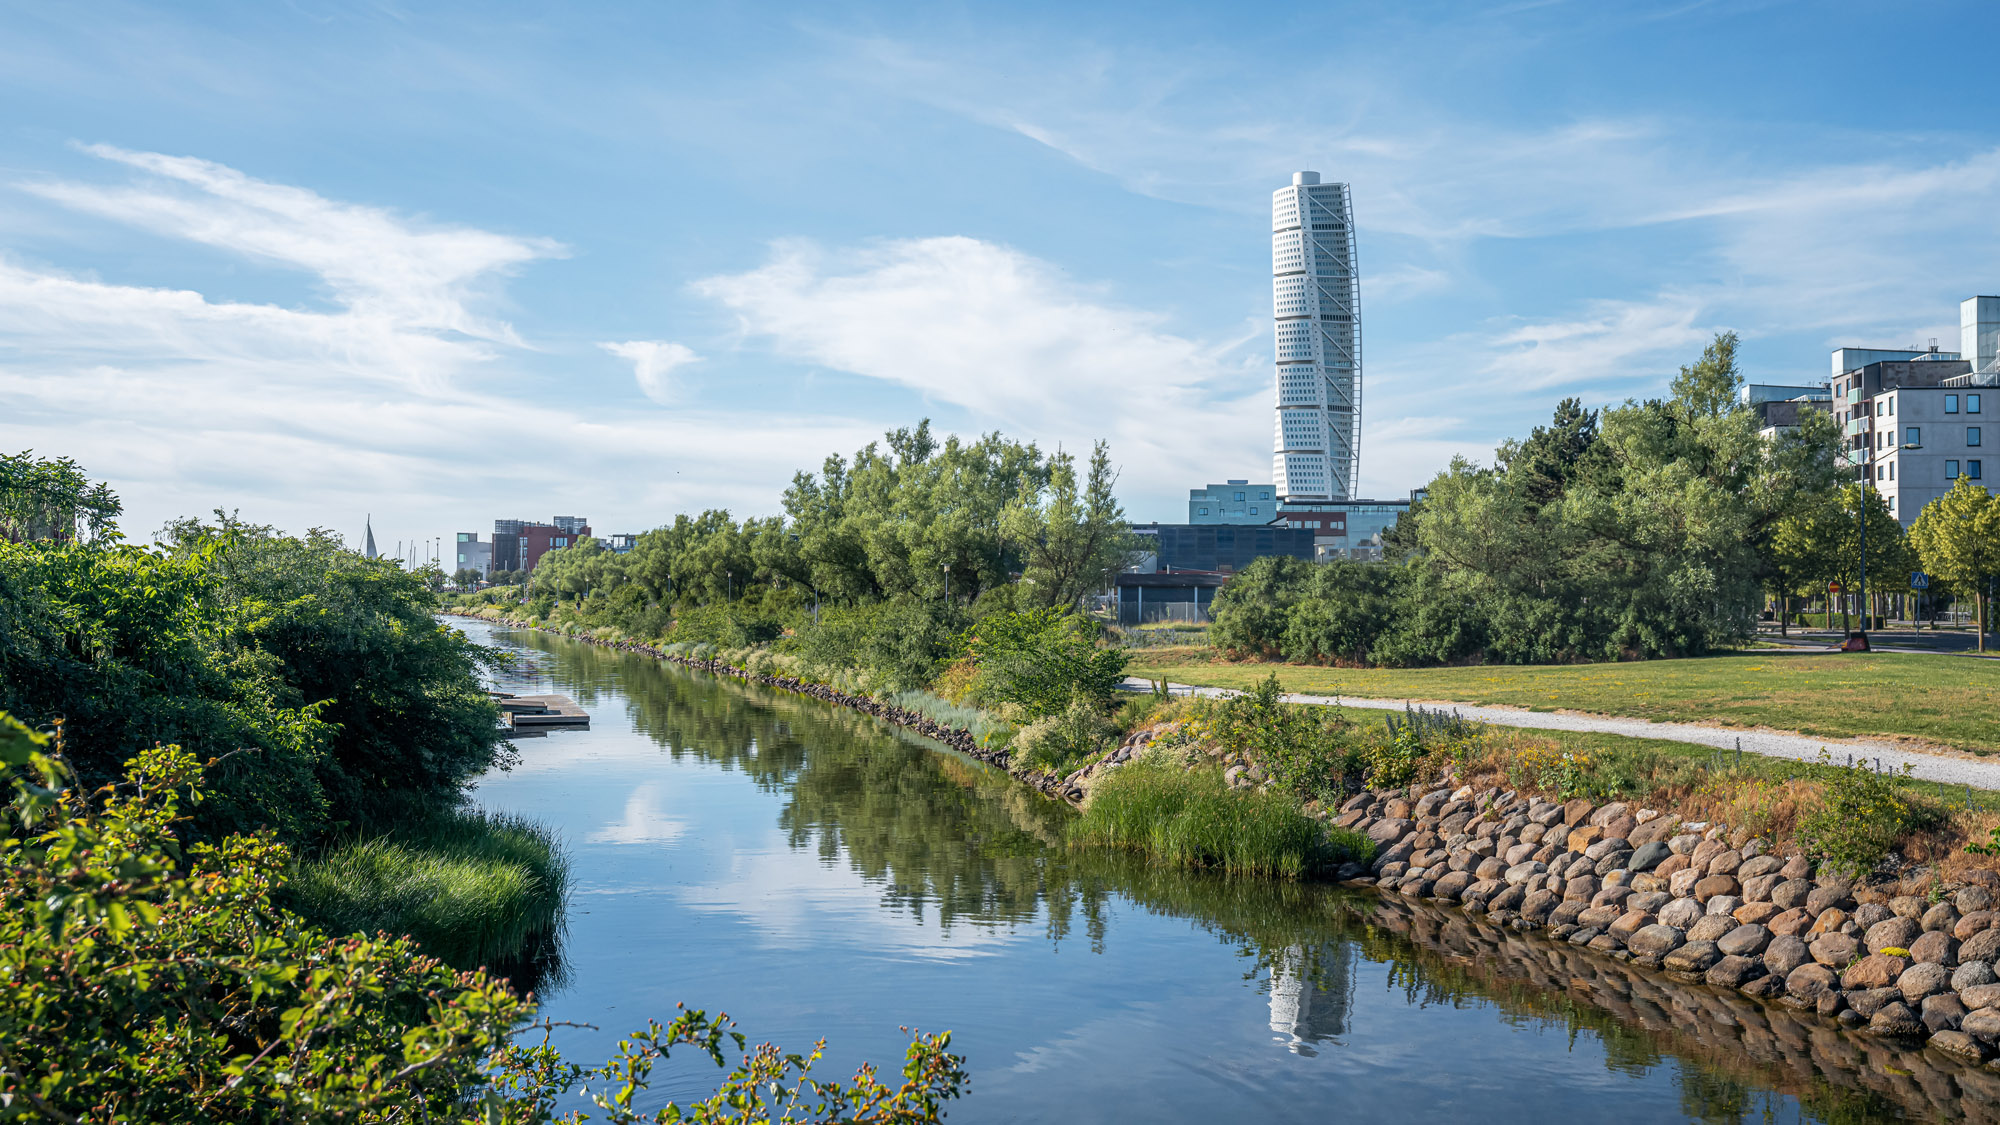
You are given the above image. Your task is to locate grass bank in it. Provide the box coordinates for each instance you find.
[1070,758,1373,878]
[283,806,569,973]
[1127,648,2000,754]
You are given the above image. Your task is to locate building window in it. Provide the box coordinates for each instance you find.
[1876,464,1885,481]
[1908,427,1921,447]
[1889,496,1896,513]
[1234,492,1246,501]
[1889,462,1895,481]
[1972,394,1983,413]
[1198,507,1209,516]
[1947,395,1960,414]
[1948,460,1960,478]
[1973,427,1984,447]
[1249,506,1259,515]
[1973,460,1984,480]
[1877,400,1886,417]
[1888,397,1895,416]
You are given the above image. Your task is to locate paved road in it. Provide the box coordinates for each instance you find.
[1122,676,2000,792]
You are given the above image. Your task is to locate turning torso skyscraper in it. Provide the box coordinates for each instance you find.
[1271,171,1360,502]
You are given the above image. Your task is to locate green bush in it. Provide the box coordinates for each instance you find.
[794,598,966,691]
[1011,691,1114,774]
[1197,675,1362,805]
[1071,759,1371,879]
[962,607,1128,718]
[1796,752,1940,876]
[283,806,568,971]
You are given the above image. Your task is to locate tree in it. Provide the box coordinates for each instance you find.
[1769,484,1912,633]
[1669,330,1742,420]
[1002,442,1136,611]
[1910,477,2000,650]
[454,566,483,588]
[0,450,122,544]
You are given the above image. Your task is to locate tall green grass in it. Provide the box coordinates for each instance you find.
[284,806,569,973]
[1071,761,1372,879]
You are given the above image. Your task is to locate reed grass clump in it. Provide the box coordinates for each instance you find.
[1071,760,1372,879]
[285,806,569,971]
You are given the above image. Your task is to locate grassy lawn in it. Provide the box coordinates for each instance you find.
[1125,648,2000,754]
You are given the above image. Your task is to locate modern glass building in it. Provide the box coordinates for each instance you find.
[1271,171,1360,502]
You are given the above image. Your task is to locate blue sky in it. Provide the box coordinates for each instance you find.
[6,1,2000,549]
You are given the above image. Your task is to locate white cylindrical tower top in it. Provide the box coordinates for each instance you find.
[1292,171,1320,186]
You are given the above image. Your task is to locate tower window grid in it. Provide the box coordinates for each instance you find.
[1271,178,1362,502]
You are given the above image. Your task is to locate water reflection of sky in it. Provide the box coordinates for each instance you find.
[455,620,1922,1124]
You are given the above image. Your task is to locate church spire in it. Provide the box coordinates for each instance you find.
[363,515,378,559]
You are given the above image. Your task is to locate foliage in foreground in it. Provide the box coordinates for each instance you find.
[0,503,505,843]
[282,805,570,972]
[0,714,967,1124]
[1071,758,1372,879]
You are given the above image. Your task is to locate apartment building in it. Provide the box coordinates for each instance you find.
[1833,352,1989,522]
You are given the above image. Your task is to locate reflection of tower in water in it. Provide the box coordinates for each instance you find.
[1267,941,1354,1055]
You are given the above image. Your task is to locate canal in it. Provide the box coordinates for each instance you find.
[461,620,1986,1122]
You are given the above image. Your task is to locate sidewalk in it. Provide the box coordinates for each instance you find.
[1122,676,2000,792]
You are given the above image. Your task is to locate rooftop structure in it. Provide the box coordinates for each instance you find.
[1187,480,1277,524]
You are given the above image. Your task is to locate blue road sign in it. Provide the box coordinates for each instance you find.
[1911,572,1931,589]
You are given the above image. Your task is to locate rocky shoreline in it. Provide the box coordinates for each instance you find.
[1335,779,2000,1065]
[453,614,1082,804]
[1350,891,2000,1119]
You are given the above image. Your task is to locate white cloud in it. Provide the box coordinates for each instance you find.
[0,147,881,539]
[694,236,1271,491]
[600,339,700,404]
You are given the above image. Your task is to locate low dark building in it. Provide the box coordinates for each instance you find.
[1116,570,1230,626]
[1131,522,1316,573]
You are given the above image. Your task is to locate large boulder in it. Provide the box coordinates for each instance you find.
[1961,1007,2000,1040]
[1687,914,1739,944]
[1805,885,1853,916]
[1431,870,1473,900]
[1366,817,1414,845]
[1624,890,1671,915]
[1627,924,1686,958]
[1718,924,1771,957]
[1658,897,1705,931]
[1963,928,2000,964]
[1869,1001,1924,1037]
[1924,901,1962,934]
[1954,961,1998,991]
[1738,854,1784,880]
[1959,885,1997,914]
[1663,940,1723,974]
[1809,932,1861,967]
[1706,849,1744,877]
[1770,879,1813,911]
[1705,955,1766,989]
[1733,901,1781,926]
[1628,841,1672,873]
[1955,911,2000,940]
[1740,873,1781,904]
[1783,963,1840,1007]
[1608,910,1655,938]
[1843,953,1913,991]
[1900,961,1955,1004]
[1909,930,1958,967]
[1845,987,1904,1017]
[1865,916,1921,954]
[1927,1030,1989,1062]
[1763,934,1811,975]
[1923,992,1967,1033]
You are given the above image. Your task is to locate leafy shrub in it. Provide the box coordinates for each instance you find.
[1011,691,1115,774]
[1192,675,1361,804]
[1796,752,1939,876]
[960,607,1127,718]
[1071,759,1371,878]
[1361,725,1427,789]
[0,714,968,1123]
[795,599,966,691]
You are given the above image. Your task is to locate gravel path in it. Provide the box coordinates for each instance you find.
[1122,676,2000,792]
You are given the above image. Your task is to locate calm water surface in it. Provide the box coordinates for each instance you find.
[460,621,1979,1123]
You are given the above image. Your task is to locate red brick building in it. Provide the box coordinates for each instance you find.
[519,520,591,573]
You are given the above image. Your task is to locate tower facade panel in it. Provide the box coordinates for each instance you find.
[1271,172,1360,502]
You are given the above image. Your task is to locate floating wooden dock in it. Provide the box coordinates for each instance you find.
[492,692,590,730]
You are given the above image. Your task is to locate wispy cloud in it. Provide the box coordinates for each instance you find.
[601,340,700,405]
[694,236,1272,487]
[0,147,879,537]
